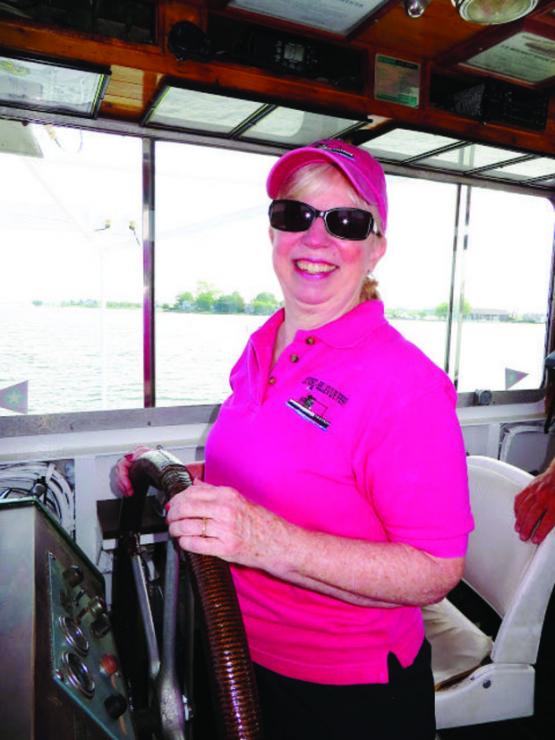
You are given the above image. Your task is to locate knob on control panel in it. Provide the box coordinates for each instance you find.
[63,565,84,588]
[91,613,111,638]
[88,595,107,619]
[104,693,128,720]
[77,594,107,624]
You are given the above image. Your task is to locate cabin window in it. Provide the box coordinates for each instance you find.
[1,124,553,417]
[455,188,553,392]
[376,175,458,371]
[0,124,143,415]
[154,141,280,405]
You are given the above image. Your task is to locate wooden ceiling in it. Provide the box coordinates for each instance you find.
[0,0,554,154]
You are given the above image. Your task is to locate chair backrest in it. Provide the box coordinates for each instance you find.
[464,455,555,663]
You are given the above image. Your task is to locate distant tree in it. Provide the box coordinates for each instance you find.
[434,299,472,319]
[434,302,449,319]
[165,286,281,314]
[61,299,100,308]
[174,291,194,311]
[107,301,141,309]
[214,291,245,314]
[249,291,280,315]
[194,291,215,312]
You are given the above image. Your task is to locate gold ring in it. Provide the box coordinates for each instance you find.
[201,517,208,538]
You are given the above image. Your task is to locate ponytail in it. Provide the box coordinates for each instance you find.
[359,275,380,302]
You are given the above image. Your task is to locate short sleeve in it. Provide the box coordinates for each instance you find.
[353,381,474,558]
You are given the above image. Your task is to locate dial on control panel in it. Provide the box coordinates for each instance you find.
[60,651,96,699]
[59,616,89,655]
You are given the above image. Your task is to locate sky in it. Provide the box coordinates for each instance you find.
[0,123,553,314]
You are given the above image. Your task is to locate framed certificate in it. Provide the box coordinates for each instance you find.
[440,17,555,89]
[374,54,421,108]
[223,0,397,37]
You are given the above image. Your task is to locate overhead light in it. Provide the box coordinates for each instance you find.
[404,0,432,18]
[452,0,539,25]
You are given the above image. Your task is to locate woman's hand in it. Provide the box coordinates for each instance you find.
[166,479,280,568]
[113,445,152,497]
[514,462,555,544]
[113,447,205,498]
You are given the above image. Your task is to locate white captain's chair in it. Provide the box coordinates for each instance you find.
[423,455,555,729]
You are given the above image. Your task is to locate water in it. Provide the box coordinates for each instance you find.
[0,304,546,416]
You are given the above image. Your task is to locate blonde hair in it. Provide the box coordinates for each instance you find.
[278,162,381,302]
[279,162,368,209]
[359,275,380,301]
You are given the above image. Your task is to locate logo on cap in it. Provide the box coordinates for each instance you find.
[313,143,354,160]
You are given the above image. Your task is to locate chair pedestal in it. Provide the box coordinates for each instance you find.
[435,663,534,729]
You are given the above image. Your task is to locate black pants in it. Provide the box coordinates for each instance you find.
[253,640,436,740]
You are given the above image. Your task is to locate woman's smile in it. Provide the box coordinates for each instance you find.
[293,258,337,277]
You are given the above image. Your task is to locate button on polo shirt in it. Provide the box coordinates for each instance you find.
[206,301,473,686]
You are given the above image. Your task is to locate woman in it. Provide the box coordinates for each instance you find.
[118,139,473,739]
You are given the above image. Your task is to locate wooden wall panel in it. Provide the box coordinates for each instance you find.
[0,1,553,155]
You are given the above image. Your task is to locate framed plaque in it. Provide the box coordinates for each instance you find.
[440,17,555,88]
[224,0,397,37]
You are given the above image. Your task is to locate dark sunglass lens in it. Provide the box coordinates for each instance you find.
[269,201,286,230]
[270,201,314,232]
[326,209,372,240]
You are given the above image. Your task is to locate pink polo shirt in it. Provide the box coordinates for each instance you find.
[205,300,473,685]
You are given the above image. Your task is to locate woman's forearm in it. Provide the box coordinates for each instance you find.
[166,483,464,608]
[258,512,464,607]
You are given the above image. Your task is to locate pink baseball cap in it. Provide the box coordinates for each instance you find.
[266,138,388,234]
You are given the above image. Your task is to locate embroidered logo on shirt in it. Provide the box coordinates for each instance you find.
[303,377,349,406]
[286,394,330,431]
[286,377,348,430]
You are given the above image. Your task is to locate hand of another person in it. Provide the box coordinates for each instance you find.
[113,445,153,497]
[514,463,555,544]
[166,479,282,568]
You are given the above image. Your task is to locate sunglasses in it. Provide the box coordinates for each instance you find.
[269,199,379,241]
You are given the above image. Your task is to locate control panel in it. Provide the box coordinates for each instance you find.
[0,498,136,739]
[49,554,135,739]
